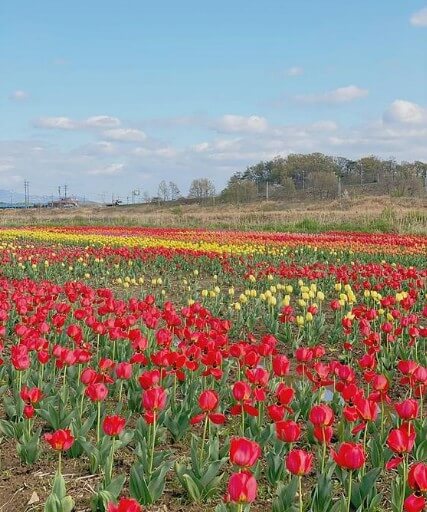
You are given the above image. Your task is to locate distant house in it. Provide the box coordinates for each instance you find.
[49,197,78,208]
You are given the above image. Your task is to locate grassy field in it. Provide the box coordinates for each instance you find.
[1,195,427,234]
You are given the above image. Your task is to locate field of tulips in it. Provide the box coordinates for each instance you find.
[0,226,425,512]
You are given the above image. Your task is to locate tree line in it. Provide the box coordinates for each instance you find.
[153,153,427,204]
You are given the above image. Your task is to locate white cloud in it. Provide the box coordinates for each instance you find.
[133,147,178,158]
[410,7,427,26]
[213,115,269,134]
[6,99,427,200]
[296,85,369,104]
[308,120,338,131]
[286,66,304,77]
[103,128,147,142]
[35,116,78,130]
[35,115,122,130]
[10,90,29,102]
[85,116,121,128]
[383,100,426,124]
[88,163,124,175]
[0,163,14,172]
[79,141,118,156]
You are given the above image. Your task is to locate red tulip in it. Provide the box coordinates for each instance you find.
[403,494,425,512]
[387,425,416,454]
[309,404,334,427]
[355,396,377,417]
[191,389,226,425]
[232,381,251,402]
[285,449,313,476]
[139,369,161,390]
[11,345,30,371]
[332,442,365,470]
[115,362,132,380]
[408,462,427,492]
[267,404,286,422]
[107,497,143,512]
[20,386,43,404]
[142,386,167,412]
[272,354,290,377]
[198,390,219,411]
[227,471,257,504]
[103,415,126,437]
[86,382,109,402]
[24,404,35,419]
[313,425,333,444]
[230,437,261,468]
[395,399,419,420]
[275,420,301,443]
[44,429,75,451]
[276,383,295,405]
[81,367,98,385]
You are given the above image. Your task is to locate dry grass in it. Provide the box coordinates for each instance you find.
[1,196,426,234]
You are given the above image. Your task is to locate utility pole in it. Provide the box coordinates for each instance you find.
[24,180,29,208]
[64,184,68,199]
[266,181,269,201]
[132,189,140,204]
[337,174,342,198]
[58,186,61,198]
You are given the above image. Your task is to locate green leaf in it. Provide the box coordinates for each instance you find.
[60,495,75,512]
[44,494,61,512]
[182,474,202,503]
[105,474,125,498]
[330,497,347,512]
[52,472,67,500]
[0,419,15,438]
[129,464,152,505]
[415,439,427,460]
[200,459,227,487]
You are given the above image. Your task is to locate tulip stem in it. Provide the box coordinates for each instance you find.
[241,410,245,436]
[347,471,353,512]
[97,401,101,444]
[118,380,123,404]
[362,425,368,475]
[108,438,115,484]
[96,334,100,361]
[58,451,62,475]
[199,415,209,467]
[298,476,303,512]
[400,454,408,512]
[321,437,327,473]
[148,412,157,477]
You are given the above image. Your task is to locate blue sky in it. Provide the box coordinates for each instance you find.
[1,1,426,200]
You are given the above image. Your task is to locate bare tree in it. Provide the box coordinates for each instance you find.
[158,180,169,202]
[188,178,216,199]
[169,181,181,200]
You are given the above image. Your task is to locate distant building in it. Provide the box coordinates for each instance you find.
[49,197,78,208]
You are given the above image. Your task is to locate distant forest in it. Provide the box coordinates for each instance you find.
[220,153,427,203]
[153,153,427,205]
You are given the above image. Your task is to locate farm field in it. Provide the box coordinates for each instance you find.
[0,225,425,512]
[1,196,427,235]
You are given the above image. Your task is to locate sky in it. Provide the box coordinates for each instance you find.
[1,1,427,201]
